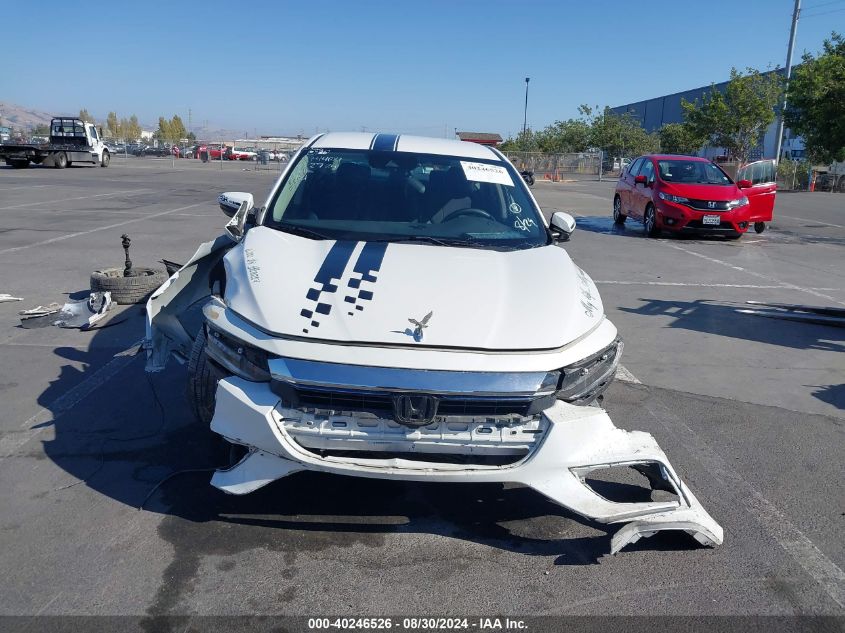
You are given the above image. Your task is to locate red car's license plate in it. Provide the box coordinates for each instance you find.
[702,215,721,225]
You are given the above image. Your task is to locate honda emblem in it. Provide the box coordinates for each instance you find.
[393,394,439,427]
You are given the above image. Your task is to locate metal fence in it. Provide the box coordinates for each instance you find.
[504,151,602,181]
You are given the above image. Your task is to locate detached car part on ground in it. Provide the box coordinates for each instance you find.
[146,133,723,555]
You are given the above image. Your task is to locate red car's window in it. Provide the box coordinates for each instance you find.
[628,158,643,176]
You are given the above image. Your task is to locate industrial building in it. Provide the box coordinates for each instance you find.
[610,69,804,161]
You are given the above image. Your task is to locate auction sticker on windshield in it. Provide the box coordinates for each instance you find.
[460,161,514,186]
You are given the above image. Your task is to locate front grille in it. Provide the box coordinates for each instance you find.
[271,383,537,418]
[686,199,730,211]
[683,220,737,232]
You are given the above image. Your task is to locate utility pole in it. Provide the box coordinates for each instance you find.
[774,0,801,164]
[523,77,530,137]
[188,108,192,134]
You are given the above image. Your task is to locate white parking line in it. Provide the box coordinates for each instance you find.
[0,202,204,255]
[663,242,845,307]
[780,215,845,229]
[645,397,845,609]
[615,365,641,384]
[595,280,841,291]
[0,341,143,457]
[0,184,53,191]
[0,189,151,210]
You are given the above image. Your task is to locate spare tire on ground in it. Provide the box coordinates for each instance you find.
[90,267,168,304]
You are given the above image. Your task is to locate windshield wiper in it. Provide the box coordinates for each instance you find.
[276,224,333,240]
[383,235,481,248]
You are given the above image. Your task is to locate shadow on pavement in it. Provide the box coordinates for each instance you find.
[810,384,845,410]
[619,298,845,353]
[574,216,742,242]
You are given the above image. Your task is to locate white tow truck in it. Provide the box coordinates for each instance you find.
[0,117,110,169]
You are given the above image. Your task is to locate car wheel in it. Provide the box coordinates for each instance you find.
[54,152,67,169]
[644,205,660,237]
[187,327,228,425]
[89,267,168,304]
[613,195,626,224]
[101,150,110,167]
[754,222,766,234]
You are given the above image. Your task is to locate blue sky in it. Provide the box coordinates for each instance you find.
[2,0,841,137]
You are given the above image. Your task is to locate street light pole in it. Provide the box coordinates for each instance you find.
[774,0,801,163]
[523,77,530,137]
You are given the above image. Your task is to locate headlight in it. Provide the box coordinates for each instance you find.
[726,196,749,208]
[658,192,689,204]
[556,338,623,404]
[204,323,272,381]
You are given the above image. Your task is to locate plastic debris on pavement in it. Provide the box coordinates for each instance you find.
[54,292,114,329]
[18,293,114,329]
[0,294,24,303]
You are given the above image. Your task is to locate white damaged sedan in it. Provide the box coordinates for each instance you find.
[146,132,722,554]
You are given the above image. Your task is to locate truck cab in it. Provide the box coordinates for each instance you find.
[48,118,109,167]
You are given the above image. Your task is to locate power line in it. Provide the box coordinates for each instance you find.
[801,6,845,16]
[801,0,844,9]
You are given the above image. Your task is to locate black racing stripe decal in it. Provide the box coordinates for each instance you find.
[300,241,356,333]
[345,242,387,315]
[372,133,399,152]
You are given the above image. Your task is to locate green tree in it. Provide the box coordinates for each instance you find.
[127,115,141,141]
[658,122,705,155]
[106,112,119,137]
[535,118,591,153]
[500,128,539,152]
[682,67,783,163]
[580,105,658,159]
[784,32,845,163]
[32,123,50,136]
[79,108,92,122]
[169,114,187,141]
[155,117,172,142]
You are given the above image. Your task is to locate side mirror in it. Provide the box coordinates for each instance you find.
[634,174,647,185]
[218,191,254,218]
[737,179,752,189]
[225,200,251,243]
[550,211,576,242]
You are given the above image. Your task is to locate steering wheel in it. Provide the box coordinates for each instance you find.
[439,207,495,223]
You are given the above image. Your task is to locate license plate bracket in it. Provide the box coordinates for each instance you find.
[702,215,721,226]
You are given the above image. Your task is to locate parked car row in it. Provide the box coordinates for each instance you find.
[103,142,291,162]
[612,154,777,238]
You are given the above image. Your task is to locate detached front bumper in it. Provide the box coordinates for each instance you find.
[209,377,723,555]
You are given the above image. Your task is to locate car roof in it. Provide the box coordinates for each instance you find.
[311,132,501,160]
[644,154,711,162]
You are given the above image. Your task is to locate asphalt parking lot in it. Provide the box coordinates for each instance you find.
[0,157,843,621]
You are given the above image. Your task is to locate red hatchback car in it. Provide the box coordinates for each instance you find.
[613,155,776,238]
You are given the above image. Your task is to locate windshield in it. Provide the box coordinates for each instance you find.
[265,147,548,249]
[657,160,732,185]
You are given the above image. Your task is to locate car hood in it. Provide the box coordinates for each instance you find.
[222,227,604,351]
[661,182,742,200]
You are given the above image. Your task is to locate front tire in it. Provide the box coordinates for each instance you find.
[754,222,765,234]
[613,195,626,224]
[187,327,227,425]
[101,150,110,167]
[644,204,660,237]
